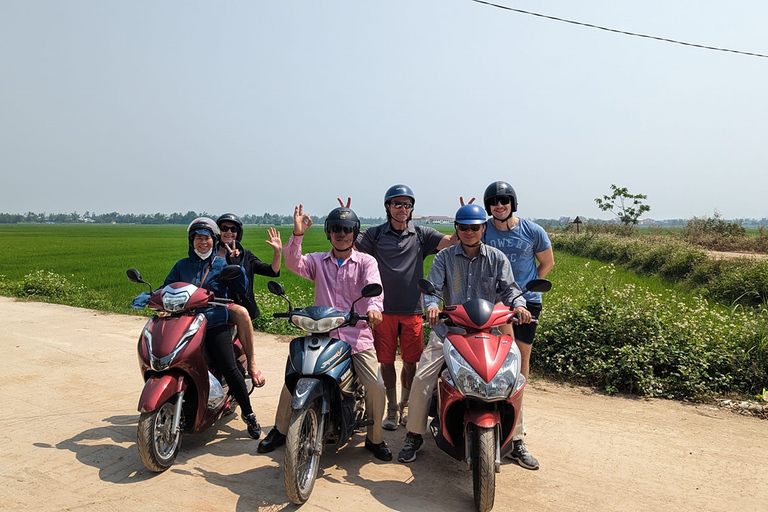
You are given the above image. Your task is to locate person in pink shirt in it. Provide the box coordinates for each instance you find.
[257,204,392,461]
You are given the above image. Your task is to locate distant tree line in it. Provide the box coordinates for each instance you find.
[0,211,386,226]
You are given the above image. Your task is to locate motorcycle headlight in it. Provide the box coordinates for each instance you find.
[161,285,193,312]
[445,341,524,400]
[291,314,346,334]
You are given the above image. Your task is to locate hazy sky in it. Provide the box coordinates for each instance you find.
[2,1,766,220]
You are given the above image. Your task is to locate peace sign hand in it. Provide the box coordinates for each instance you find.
[223,241,242,264]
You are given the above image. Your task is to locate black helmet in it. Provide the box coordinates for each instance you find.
[384,184,415,205]
[216,213,243,241]
[483,181,518,215]
[324,207,360,241]
[187,217,220,246]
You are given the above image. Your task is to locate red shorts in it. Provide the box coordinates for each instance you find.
[373,313,424,364]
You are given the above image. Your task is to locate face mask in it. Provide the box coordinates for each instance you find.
[194,248,213,260]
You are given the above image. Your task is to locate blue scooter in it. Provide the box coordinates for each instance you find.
[267,280,382,505]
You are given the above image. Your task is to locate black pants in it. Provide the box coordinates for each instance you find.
[206,324,253,417]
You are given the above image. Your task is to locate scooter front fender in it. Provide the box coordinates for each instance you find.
[138,374,187,413]
[291,377,327,413]
[465,409,500,429]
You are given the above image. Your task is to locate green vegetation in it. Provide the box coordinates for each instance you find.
[551,232,768,308]
[1,223,766,401]
[536,259,768,400]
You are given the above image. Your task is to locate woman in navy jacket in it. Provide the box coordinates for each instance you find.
[164,217,262,439]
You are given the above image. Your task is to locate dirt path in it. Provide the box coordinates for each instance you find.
[0,297,764,512]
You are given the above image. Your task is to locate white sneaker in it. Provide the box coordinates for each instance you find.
[383,408,399,430]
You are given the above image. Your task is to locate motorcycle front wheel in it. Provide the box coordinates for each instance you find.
[472,426,496,512]
[284,400,322,504]
[137,399,182,472]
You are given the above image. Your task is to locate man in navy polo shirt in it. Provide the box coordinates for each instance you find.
[350,185,457,430]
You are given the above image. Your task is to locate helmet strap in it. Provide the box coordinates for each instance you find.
[331,242,354,257]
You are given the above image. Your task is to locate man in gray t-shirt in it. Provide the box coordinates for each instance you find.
[352,185,457,430]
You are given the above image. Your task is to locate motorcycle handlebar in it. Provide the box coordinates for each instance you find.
[273,312,289,319]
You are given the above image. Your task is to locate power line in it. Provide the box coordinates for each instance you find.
[472,0,768,59]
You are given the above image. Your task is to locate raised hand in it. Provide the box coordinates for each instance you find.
[337,197,351,208]
[293,204,313,236]
[459,196,476,206]
[266,227,282,251]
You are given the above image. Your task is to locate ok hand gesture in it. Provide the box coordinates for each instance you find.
[293,204,313,236]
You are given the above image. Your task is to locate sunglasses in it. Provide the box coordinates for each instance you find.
[331,225,354,234]
[488,196,511,206]
[457,224,483,232]
[220,225,240,233]
[390,201,414,210]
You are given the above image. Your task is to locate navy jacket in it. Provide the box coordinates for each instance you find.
[164,247,248,328]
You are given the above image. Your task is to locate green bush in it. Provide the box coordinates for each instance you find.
[535,263,768,400]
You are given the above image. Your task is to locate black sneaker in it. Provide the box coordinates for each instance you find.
[242,413,262,440]
[364,438,393,461]
[508,440,539,470]
[257,427,286,453]
[397,432,423,463]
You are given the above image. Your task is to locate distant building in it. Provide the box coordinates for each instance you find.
[413,215,453,226]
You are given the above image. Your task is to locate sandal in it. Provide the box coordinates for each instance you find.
[251,370,266,388]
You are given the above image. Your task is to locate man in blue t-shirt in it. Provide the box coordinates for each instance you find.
[482,181,554,471]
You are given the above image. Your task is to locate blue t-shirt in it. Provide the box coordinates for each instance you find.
[484,217,551,304]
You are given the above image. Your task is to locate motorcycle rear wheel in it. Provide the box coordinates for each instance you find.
[284,400,322,504]
[137,399,181,472]
[472,426,496,512]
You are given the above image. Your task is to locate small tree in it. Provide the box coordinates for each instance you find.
[594,184,651,226]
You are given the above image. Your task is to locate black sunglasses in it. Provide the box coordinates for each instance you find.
[488,196,511,206]
[331,225,354,234]
[457,224,483,232]
[391,201,414,210]
[220,225,240,233]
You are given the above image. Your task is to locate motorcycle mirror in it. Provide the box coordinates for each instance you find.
[268,281,285,296]
[417,278,437,296]
[360,283,382,298]
[524,279,552,293]
[126,269,143,283]
[218,264,242,281]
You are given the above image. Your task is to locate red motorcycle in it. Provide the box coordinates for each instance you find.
[127,266,252,472]
[418,277,551,512]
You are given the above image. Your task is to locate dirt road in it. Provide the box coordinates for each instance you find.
[1,297,764,512]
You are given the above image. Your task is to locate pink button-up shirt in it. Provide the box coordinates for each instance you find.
[284,235,384,354]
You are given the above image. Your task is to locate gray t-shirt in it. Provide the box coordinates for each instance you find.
[356,221,444,314]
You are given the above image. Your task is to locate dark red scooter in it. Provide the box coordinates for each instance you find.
[418,278,551,512]
[127,267,252,472]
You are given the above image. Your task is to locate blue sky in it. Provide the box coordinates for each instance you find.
[1,1,766,220]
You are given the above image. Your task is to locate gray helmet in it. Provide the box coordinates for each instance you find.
[187,217,220,246]
[324,207,360,241]
[216,213,243,241]
[483,181,518,215]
